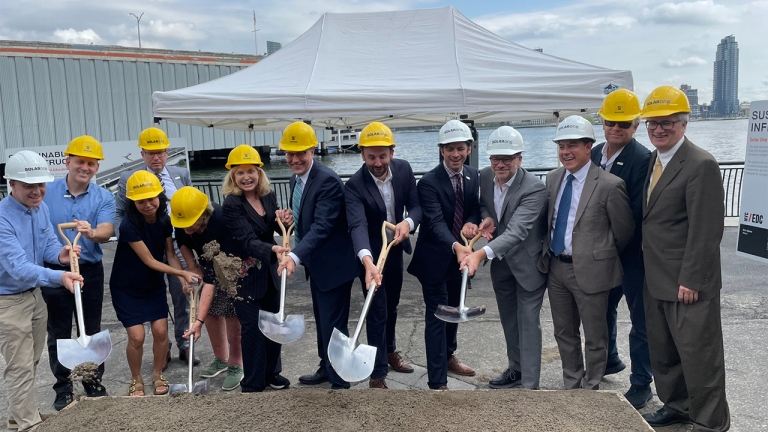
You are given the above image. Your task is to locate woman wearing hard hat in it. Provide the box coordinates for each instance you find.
[221,144,292,392]
[109,171,200,397]
[170,186,245,391]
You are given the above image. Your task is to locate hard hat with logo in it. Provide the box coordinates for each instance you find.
[138,127,170,151]
[279,122,318,152]
[358,122,396,148]
[3,150,55,183]
[487,126,524,156]
[553,115,596,143]
[126,170,164,201]
[65,135,105,160]
[438,120,473,145]
[170,186,209,228]
[598,89,642,122]
[640,85,691,118]
[225,145,263,169]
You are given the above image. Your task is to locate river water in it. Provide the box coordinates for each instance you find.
[193,118,748,180]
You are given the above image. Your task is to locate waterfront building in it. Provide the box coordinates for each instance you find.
[267,41,282,56]
[711,35,739,116]
[680,84,700,117]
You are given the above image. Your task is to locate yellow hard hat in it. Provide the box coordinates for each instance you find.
[170,186,209,228]
[358,122,396,148]
[126,170,164,201]
[640,86,691,118]
[138,127,170,151]
[598,89,641,122]
[65,135,104,160]
[225,144,263,169]
[279,122,318,152]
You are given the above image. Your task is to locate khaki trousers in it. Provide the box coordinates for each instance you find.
[0,288,47,431]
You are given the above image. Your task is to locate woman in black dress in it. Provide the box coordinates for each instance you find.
[110,171,199,396]
[221,145,291,392]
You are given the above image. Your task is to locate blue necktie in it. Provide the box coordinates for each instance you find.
[291,177,303,243]
[551,174,574,256]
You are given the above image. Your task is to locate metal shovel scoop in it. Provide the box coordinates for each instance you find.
[435,232,487,323]
[329,222,397,382]
[170,282,210,395]
[258,219,305,344]
[56,223,113,370]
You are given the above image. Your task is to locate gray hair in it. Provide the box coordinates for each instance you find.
[631,117,641,127]
[678,113,690,123]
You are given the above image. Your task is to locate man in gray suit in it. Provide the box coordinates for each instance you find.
[538,115,634,390]
[639,86,730,431]
[461,126,548,389]
[115,127,197,367]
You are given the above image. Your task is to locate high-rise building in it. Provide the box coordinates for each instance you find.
[711,35,739,116]
[680,84,700,117]
[267,41,282,56]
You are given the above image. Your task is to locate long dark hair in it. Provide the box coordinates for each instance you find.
[127,192,169,230]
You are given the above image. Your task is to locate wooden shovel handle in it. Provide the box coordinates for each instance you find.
[460,231,483,251]
[375,222,399,273]
[57,223,81,275]
[276,218,294,259]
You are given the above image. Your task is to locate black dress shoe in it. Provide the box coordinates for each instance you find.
[604,359,626,375]
[179,348,201,365]
[642,407,690,427]
[53,392,73,411]
[299,367,329,385]
[624,384,652,409]
[488,368,522,389]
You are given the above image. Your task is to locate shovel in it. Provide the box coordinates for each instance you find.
[328,221,397,382]
[258,219,305,344]
[169,282,210,395]
[56,223,113,370]
[435,232,487,323]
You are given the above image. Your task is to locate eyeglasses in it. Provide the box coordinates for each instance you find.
[603,120,633,129]
[142,150,168,159]
[645,120,680,130]
[489,157,517,165]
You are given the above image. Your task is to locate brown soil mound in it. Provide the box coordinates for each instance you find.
[68,362,100,385]
[202,240,242,298]
[38,389,651,432]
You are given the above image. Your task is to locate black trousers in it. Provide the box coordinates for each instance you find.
[421,270,462,389]
[41,261,105,395]
[311,277,353,389]
[234,284,282,393]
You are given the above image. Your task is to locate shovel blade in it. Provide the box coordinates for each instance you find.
[57,330,113,369]
[168,384,188,395]
[191,379,210,394]
[327,328,376,383]
[258,310,305,344]
[434,304,487,323]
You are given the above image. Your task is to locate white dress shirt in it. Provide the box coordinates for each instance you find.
[647,136,685,197]
[551,162,591,256]
[482,172,517,260]
[600,144,624,172]
[358,168,415,262]
[289,160,314,266]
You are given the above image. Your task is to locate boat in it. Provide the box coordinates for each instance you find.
[327,130,360,153]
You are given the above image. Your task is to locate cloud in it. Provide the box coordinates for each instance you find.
[142,20,206,41]
[664,75,682,83]
[662,56,708,68]
[475,12,636,40]
[641,0,738,25]
[763,79,768,86]
[52,28,103,44]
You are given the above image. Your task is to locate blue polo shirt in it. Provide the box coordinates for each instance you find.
[43,176,116,264]
[0,195,64,294]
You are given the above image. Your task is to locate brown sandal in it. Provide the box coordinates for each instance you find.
[129,376,144,396]
[153,374,170,395]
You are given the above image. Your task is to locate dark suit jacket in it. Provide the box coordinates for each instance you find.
[222,192,280,301]
[591,138,651,268]
[538,163,634,293]
[642,138,724,302]
[345,158,422,263]
[290,161,358,292]
[407,163,481,285]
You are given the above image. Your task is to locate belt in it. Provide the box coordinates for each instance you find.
[0,287,37,296]
[552,252,573,263]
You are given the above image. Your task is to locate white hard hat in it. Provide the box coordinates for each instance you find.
[487,126,524,156]
[553,115,596,143]
[438,120,473,145]
[4,150,55,183]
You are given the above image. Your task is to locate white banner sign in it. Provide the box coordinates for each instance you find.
[736,100,768,262]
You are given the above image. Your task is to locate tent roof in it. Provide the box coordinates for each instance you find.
[152,7,632,131]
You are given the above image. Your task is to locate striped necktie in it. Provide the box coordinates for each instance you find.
[292,177,303,243]
[452,173,464,241]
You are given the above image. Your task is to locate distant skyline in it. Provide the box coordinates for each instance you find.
[1,0,766,103]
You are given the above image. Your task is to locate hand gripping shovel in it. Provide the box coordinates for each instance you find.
[435,232,487,323]
[258,219,305,344]
[328,221,397,382]
[169,282,210,394]
[55,223,113,370]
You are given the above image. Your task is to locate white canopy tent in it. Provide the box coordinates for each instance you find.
[152,6,633,131]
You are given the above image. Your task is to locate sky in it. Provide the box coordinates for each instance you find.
[1,0,766,103]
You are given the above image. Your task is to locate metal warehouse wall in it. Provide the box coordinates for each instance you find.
[0,55,258,158]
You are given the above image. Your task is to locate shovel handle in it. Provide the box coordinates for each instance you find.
[276,218,295,257]
[57,223,82,275]
[376,222,398,273]
[460,231,483,251]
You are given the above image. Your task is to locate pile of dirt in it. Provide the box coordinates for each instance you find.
[201,240,243,299]
[38,389,651,432]
[68,362,100,385]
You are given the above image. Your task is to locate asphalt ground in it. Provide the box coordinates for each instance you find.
[0,226,765,431]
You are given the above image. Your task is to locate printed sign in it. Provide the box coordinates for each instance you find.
[736,100,768,262]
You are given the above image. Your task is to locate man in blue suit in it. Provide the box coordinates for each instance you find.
[407,120,481,390]
[591,89,653,408]
[345,122,423,388]
[276,122,359,390]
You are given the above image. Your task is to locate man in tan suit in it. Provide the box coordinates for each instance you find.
[640,86,730,431]
[538,115,634,390]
